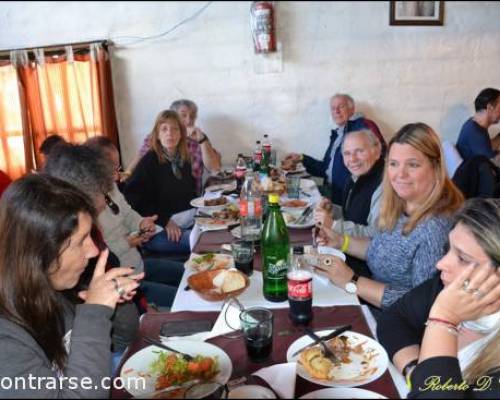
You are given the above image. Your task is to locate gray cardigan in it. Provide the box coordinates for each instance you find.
[0,301,113,398]
[366,214,452,309]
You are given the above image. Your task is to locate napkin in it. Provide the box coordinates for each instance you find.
[252,362,297,399]
[161,300,242,342]
[311,246,347,286]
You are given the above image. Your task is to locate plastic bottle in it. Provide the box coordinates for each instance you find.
[235,153,247,192]
[253,140,262,172]
[287,245,313,325]
[261,193,290,302]
[240,171,262,241]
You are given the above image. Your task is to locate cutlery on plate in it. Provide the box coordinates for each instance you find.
[300,190,311,198]
[291,325,351,358]
[142,336,194,361]
[134,379,202,399]
[295,206,313,225]
[303,328,340,364]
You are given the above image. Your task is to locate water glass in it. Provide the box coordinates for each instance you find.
[239,307,274,363]
[286,174,301,199]
[231,240,254,276]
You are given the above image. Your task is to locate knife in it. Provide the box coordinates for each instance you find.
[295,206,313,225]
[143,336,194,361]
[291,324,351,358]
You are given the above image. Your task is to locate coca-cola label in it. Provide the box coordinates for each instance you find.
[235,167,246,178]
[288,271,313,300]
[254,151,262,163]
[240,199,262,217]
[263,144,271,153]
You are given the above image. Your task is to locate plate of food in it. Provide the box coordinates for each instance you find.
[286,330,388,388]
[205,181,237,194]
[185,252,234,272]
[281,159,307,174]
[190,195,229,210]
[300,388,387,399]
[279,197,310,211]
[120,341,232,398]
[282,211,315,229]
[188,269,250,302]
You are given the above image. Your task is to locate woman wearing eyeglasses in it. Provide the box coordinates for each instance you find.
[123,110,197,255]
[377,198,500,398]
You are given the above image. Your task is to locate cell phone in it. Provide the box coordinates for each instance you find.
[160,320,214,337]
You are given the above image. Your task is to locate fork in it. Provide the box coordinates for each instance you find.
[142,336,194,361]
[304,328,340,364]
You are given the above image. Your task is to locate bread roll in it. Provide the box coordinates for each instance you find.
[221,271,246,293]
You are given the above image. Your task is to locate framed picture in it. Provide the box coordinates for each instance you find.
[390,1,444,26]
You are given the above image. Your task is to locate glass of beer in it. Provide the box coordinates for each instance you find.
[239,307,273,363]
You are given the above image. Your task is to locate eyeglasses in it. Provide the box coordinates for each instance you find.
[104,193,120,215]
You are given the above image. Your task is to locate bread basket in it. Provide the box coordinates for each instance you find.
[187,269,250,302]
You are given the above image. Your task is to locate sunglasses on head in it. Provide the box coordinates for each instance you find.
[104,193,120,215]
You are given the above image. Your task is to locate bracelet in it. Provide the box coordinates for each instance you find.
[427,317,458,330]
[299,154,304,161]
[197,135,208,144]
[424,320,459,336]
[340,233,350,253]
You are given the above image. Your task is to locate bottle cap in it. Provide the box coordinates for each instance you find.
[268,193,280,204]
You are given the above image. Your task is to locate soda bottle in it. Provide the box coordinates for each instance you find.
[261,193,290,302]
[261,134,271,175]
[253,140,262,172]
[235,153,247,192]
[288,245,313,325]
[240,172,262,241]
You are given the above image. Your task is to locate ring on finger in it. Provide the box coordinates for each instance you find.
[461,279,471,292]
[117,286,126,297]
[472,288,484,299]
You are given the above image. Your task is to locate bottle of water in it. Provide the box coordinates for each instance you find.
[240,171,262,241]
[253,140,262,172]
[235,153,247,192]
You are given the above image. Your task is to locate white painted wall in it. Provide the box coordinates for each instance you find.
[1,1,500,167]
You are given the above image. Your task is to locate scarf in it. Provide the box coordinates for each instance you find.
[163,148,184,180]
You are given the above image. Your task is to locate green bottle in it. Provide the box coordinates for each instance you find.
[261,193,290,302]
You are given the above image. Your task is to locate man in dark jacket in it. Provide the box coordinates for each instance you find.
[284,93,385,204]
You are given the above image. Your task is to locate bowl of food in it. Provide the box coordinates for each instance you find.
[187,269,250,302]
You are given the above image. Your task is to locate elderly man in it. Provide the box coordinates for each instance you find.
[285,94,385,205]
[313,129,384,278]
[456,87,500,164]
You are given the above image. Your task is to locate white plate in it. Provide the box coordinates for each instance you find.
[286,330,389,388]
[279,197,311,211]
[185,252,235,272]
[300,388,387,399]
[228,385,277,399]
[283,211,315,229]
[205,181,237,193]
[196,217,238,231]
[190,196,230,210]
[120,342,233,398]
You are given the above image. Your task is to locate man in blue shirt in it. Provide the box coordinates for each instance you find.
[456,88,500,163]
[284,94,385,205]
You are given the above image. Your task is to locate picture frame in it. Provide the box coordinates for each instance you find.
[390,1,444,26]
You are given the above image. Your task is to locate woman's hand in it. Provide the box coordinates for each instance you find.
[314,224,343,249]
[313,207,333,229]
[139,214,158,241]
[187,126,205,143]
[127,233,145,248]
[430,263,500,325]
[78,249,145,309]
[166,220,182,242]
[314,256,354,288]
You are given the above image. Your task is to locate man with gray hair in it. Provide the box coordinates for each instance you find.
[285,93,385,204]
[313,129,385,277]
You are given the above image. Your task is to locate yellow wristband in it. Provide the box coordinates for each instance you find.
[299,154,304,161]
[340,233,350,253]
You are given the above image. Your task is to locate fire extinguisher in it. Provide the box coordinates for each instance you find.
[250,1,276,53]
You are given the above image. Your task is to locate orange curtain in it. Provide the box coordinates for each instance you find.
[0,42,119,176]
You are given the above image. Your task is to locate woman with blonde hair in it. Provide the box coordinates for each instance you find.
[315,123,464,311]
[378,198,500,398]
[124,110,196,255]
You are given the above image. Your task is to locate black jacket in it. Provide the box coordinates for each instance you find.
[377,275,499,399]
[124,150,197,227]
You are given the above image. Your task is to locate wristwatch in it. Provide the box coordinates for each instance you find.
[197,134,208,145]
[345,273,360,294]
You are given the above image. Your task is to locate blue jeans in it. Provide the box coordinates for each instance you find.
[140,258,185,307]
[142,229,191,255]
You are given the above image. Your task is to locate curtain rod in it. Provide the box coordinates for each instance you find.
[0,39,109,58]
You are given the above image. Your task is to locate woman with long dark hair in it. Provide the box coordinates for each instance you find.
[0,174,143,397]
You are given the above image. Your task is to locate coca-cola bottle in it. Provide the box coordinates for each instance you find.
[240,171,262,241]
[235,153,247,192]
[261,193,289,302]
[287,245,313,325]
[253,140,262,172]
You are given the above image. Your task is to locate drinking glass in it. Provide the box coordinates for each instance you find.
[239,307,274,363]
[286,174,301,199]
[231,240,254,276]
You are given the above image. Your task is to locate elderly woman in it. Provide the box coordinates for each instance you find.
[124,110,196,255]
[125,99,221,194]
[378,198,500,399]
[85,136,185,307]
[44,144,141,354]
[0,174,143,397]
[316,123,464,311]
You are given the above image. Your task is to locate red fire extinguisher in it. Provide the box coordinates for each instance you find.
[250,1,277,53]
